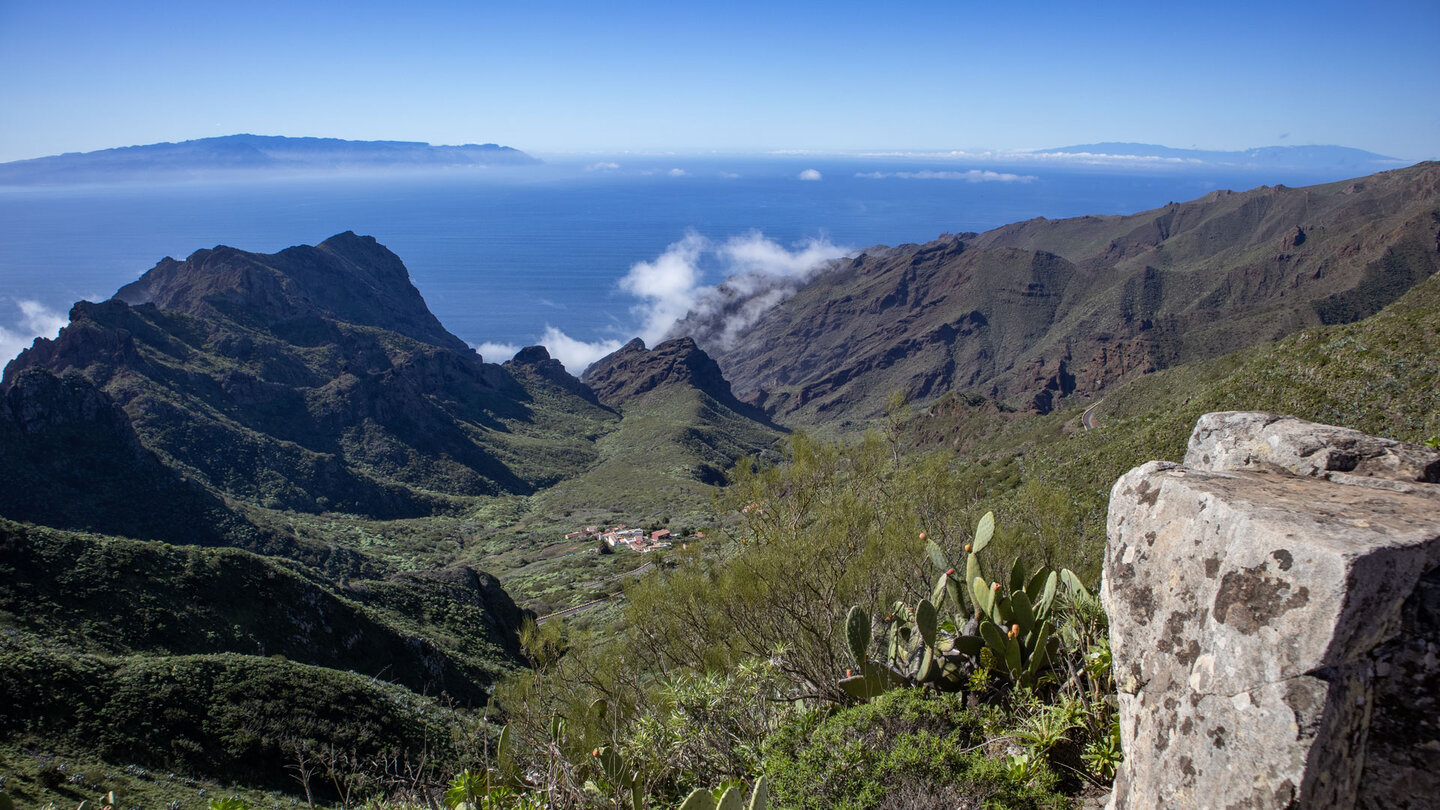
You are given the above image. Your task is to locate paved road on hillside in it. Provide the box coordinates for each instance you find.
[1082,401,1101,430]
[537,596,618,624]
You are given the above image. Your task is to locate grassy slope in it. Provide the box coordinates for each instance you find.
[464,385,783,613]
[1054,266,1440,490]
[0,637,478,800]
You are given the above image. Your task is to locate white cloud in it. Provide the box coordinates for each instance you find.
[474,231,851,376]
[668,168,688,177]
[619,231,709,345]
[474,341,521,362]
[585,161,621,172]
[539,326,623,374]
[720,231,848,279]
[0,299,68,366]
[616,230,851,350]
[798,168,823,181]
[856,169,1036,182]
[855,148,1205,168]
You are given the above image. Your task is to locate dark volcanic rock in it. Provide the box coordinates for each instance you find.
[2,234,618,521]
[582,336,766,422]
[114,231,468,352]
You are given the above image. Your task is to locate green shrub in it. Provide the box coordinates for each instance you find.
[763,690,1067,810]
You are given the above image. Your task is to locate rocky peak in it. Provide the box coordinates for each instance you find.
[502,345,604,406]
[2,299,143,387]
[581,336,745,411]
[113,232,467,351]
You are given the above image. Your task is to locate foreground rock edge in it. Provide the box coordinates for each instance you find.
[1103,411,1440,809]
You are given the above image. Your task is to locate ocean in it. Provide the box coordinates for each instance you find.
[0,155,1361,371]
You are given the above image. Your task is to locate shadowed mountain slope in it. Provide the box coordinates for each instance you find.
[691,162,1440,426]
[0,367,251,548]
[4,233,617,519]
[0,520,525,705]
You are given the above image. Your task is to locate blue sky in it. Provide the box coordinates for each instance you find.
[0,0,1437,162]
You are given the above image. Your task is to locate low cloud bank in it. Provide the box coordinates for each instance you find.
[538,327,623,374]
[658,231,852,351]
[854,148,1206,168]
[474,341,521,362]
[856,169,1036,182]
[536,231,851,374]
[0,299,67,366]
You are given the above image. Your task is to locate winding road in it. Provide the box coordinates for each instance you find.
[1082,401,1101,430]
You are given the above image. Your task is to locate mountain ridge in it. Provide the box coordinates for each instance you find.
[688,161,1440,426]
[113,231,471,353]
[0,134,539,185]
[4,235,609,518]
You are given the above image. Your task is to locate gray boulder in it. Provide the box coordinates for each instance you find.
[1104,412,1440,809]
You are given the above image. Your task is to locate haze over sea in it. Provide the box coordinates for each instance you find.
[0,155,1371,371]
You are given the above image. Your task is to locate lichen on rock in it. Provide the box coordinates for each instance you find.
[1103,411,1440,809]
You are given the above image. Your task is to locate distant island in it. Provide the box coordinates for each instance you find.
[1034,142,1401,171]
[0,134,540,185]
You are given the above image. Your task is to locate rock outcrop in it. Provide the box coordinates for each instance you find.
[582,336,768,422]
[1103,412,1440,809]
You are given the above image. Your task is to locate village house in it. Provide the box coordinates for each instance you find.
[566,522,697,549]
[601,527,646,547]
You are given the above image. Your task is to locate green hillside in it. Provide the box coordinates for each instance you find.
[0,518,524,804]
[3,164,1438,808]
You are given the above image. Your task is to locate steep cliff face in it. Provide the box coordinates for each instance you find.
[4,234,617,518]
[1103,413,1440,809]
[697,163,1440,424]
